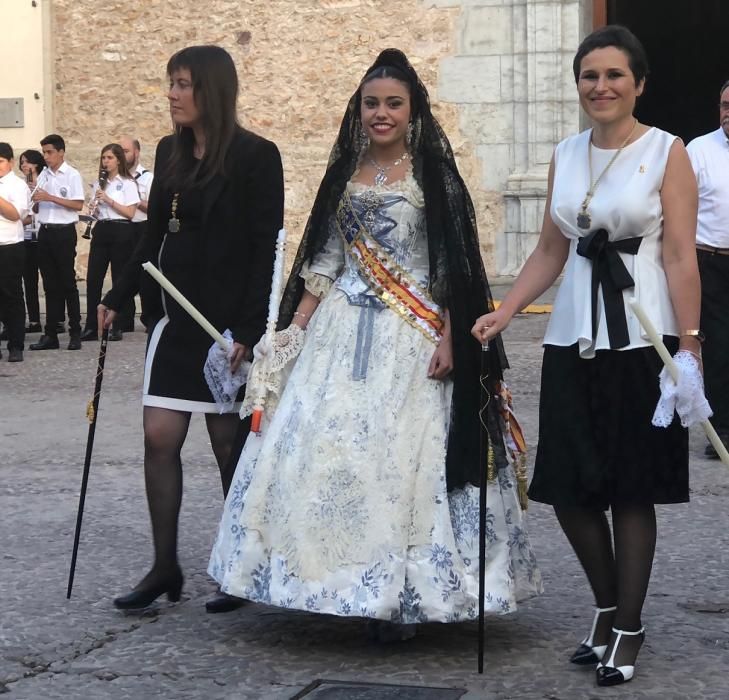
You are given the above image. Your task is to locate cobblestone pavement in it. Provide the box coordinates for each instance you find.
[2,311,728,700]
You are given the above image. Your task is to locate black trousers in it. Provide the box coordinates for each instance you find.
[698,248,729,435]
[84,220,136,331]
[23,240,40,323]
[129,220,149,330]
[37,223,81,335]
[0,242,26,350]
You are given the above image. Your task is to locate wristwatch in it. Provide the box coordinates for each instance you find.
[681,329,705,343]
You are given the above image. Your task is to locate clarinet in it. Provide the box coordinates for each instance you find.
[25,170,38,242]
[27,168,48,202]
[82,169,109,240]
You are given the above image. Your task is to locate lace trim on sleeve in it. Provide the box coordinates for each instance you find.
[300,262,334,299]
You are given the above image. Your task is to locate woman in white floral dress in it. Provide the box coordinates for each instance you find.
[209,49,542,632]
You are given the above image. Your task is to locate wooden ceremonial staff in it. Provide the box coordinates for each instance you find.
[67,327,110,598]
[478,341,492,673]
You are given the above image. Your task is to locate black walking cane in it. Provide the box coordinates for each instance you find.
[478,340,493,674]
[67,327,110,598]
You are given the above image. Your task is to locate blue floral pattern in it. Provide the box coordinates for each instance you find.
[208,178,542,622]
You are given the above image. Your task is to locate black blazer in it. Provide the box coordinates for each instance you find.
[103,129,284,347]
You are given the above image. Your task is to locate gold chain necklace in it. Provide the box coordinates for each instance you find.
[168,192,180,233]
[577,119,639,230]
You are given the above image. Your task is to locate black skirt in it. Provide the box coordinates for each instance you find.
[528,339,689,510]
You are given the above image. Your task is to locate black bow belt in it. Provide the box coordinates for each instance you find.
[576,228,642,349]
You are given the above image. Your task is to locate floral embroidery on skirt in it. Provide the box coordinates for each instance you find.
[208,290,542,622]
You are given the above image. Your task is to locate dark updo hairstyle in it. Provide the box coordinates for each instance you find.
[358,64,415,117]
[572,25,649,87]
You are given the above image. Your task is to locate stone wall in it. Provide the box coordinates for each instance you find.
[50,0,510,273]
[431,0,588,274]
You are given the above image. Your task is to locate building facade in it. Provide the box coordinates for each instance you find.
[0,1,615,274]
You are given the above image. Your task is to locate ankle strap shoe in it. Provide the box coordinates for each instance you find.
[596,626,645,686]
[570,605,617,665]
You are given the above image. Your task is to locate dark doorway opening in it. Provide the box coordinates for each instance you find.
[605,0,729,143]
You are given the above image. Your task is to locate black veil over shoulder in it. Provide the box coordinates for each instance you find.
[279,48,509,490]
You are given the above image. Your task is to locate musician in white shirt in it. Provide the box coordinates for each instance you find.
[0,143,31,361]
[119,136,154,330]
[81,143,139,342]
[30,134,85,350]
[18,150,46,333]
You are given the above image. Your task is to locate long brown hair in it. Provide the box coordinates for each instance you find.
[98,143,131,188]
[165,45,241,190]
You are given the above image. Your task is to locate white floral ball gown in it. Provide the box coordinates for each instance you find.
[209,176,542,623]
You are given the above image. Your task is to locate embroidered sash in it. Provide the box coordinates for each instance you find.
[335,190,444,343]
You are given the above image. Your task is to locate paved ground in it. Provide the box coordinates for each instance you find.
[2,303,728,699]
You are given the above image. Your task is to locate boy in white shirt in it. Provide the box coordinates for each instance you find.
[0,143,31,361]
[30,134,84,350]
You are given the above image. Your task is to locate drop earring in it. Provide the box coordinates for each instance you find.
[359,125,370,152]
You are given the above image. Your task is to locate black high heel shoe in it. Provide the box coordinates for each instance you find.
[596,626,645,686]
[205,589,246,613]
[113,570,184,610]
[570,605,617,665]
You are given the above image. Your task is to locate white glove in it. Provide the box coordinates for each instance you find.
[241,324,306,418]
[652,350,713,428]
[253,324,306,373]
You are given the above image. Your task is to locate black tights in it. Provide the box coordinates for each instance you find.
[135,407,243,588]
[555,504,656,664]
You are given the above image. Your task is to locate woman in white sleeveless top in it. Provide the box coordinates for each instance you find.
[473,26,705,687]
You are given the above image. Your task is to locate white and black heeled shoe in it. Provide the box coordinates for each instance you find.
[596,626,645,686]
[570,605,617,665]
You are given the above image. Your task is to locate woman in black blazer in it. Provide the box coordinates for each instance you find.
[98,45,284,610]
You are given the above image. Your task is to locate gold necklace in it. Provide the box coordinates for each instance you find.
[168,192,180,233]
[577,119,639,230]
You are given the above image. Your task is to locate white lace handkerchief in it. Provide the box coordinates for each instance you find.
[204,329,251,414]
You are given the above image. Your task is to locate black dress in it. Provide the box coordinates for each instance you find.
[143,186,243,412]
[102,130,285,414]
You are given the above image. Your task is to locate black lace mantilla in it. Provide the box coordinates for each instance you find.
[278,49,509,489]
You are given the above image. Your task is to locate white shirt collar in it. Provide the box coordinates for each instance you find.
[49,161,70,175]
[711,127,729,147]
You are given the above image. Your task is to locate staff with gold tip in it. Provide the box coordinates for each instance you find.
[66,327,110,598]
[477,338,492,674]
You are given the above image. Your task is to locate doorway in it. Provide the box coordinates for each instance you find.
[595,0,729,143]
